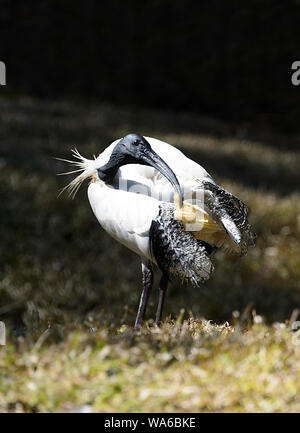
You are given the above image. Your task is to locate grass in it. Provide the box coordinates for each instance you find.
[0,95,300,412]
[1,318,300,412]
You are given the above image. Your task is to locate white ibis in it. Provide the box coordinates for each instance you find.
[58,134,256,328]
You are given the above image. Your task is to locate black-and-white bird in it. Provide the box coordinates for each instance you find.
[59,133,256,328]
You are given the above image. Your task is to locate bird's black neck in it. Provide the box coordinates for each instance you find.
[97,153,127,183]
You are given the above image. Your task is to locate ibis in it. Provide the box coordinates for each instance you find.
[59,134,256,328]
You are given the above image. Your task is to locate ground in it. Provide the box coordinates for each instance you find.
[0,96,300,412]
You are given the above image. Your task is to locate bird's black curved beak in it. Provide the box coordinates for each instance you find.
[138,149,183,207]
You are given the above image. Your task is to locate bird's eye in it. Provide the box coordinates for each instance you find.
[133,139,139,146]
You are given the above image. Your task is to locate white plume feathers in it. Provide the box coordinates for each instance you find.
[56,148,98,198]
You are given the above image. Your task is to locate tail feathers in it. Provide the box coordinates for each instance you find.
[56,149,98,198]
[150,204,214,287]
[202,181,256,254]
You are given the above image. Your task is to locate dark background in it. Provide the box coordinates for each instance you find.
[1,0,300,131]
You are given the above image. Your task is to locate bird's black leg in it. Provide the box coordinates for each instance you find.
[155,274,168,325]
[134,259,153,329]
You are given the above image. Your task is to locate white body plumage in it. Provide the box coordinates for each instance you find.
[87,137,214,262]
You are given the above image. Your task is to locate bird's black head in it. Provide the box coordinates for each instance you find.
[97,133,183,205]
[115,133,151,160]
